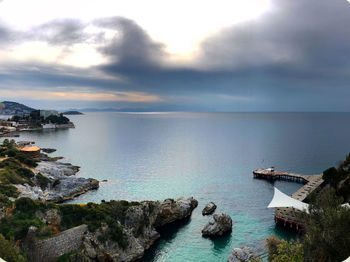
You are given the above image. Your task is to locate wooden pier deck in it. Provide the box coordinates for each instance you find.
[253,168,324,230]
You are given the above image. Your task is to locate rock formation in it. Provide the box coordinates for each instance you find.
[202,213,232,237]
[202,202,217,215]
[155,197,198,227]
[16,160,99,202]
[79,197,198,262]
[227,247,262,262]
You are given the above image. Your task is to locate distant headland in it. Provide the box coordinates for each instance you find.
[62,111,84,115]
[0,101,75,137]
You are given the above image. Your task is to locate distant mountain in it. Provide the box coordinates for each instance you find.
[62,111,84,115]
[0,101,35,116]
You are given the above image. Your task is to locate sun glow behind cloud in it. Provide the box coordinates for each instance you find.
[0,0,272,57]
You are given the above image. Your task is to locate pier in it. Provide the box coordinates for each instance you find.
[253,168,324,230]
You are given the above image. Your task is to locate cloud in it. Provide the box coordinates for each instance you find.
[0,22,15,45]
[1,0,350,112]
[27,19,91,46]
[197,0,350,74]
[95,17,167,73]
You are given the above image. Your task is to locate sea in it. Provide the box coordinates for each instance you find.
[8,112,350,262]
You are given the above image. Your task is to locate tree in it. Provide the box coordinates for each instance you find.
[303,188,350,262]
[266,235,303,262]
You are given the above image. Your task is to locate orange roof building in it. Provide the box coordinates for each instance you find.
[20,146,41,157]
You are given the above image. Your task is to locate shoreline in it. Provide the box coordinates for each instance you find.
[0,139,200,262]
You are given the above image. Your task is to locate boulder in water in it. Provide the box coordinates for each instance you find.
[202,213,232,237]
[202,202,217,215]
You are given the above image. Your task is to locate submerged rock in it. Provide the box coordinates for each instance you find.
[202,202,217,215]
[202,213,232,237]
[41,148,57,153]
[227,247,262,262]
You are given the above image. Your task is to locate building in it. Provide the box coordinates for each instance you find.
[20,146,41,158]
[43,123,56,129]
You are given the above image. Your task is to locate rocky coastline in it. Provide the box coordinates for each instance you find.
[0,139,258,262]
[0,140,201,262]
[79,197,198,262]
[18,197,198,262]
[15,153,99,203]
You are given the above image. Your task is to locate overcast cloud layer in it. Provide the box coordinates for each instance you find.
[0,0,350,111]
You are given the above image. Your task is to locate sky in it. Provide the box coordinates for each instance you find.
[0,0,350,112]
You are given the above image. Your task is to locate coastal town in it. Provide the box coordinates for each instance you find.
[0,101,75,137]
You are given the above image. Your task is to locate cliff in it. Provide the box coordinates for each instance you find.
[14,197,198,262]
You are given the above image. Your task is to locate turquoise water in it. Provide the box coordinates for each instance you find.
[14,112,350,261]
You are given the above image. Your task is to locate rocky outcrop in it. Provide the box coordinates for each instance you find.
[16,160,99,202]
[155,197,198,227]
[227,247,262,262]
[41,148,57,153]
[202,213,232,237]
[36,161,80,177]
[202,202,217,215]
[79,197,198,262]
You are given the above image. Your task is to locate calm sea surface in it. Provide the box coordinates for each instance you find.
[14,112,350,261]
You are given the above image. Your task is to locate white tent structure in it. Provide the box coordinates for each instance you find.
[267,187,309,213]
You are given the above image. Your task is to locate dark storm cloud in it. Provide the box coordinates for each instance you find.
[87,0,350,111]
[2,0,350,111]
[198,0,350,74]
[95,17,166,72]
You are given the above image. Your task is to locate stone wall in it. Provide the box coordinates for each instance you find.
[28,224,88,262]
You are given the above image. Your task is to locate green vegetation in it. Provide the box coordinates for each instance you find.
[303,188,350,262]
[0,234,26,262]
[267,154,350,262]
[10,110,70,128]
[45,114,70,125]
[268,188,350,261]
[322,153,350,202]
[0,196,139,250]
[266,235,303,262]
[35,173,50,190]
[0,140,37,197]
[58,200,139,249]
[0,193,11,208]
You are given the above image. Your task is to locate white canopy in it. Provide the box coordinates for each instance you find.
[267,187,309,213]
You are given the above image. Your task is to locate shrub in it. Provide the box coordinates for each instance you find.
[0,234,26,262]
[17,168,35,179]
[271,240,303,262]
[0,193,12,208]
[0,211,45,240]
[35,173,50,190]
[303,188,350,262]
[15,198,37,214]
[0,183,19,197]
[15,153,38,168]
[266,235,283,261]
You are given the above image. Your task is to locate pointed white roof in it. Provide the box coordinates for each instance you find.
[268,187,309,213]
